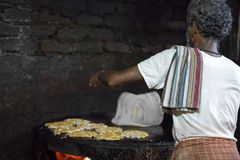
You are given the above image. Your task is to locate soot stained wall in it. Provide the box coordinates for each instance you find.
[0,0,188,159]
[0,0,239,160]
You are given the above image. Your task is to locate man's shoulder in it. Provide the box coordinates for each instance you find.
[150,47,176,59]
[222,57,240,82]
[222,56,240,69]
[170,45,192,50]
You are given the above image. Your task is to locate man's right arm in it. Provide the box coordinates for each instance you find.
[89,48,176,89]
[89,65,144,88]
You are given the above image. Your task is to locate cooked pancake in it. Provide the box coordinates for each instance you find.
[85,122,108,130]
[67,130,98,138]
[45,121,73,129]
[121,130,149,139]
[63,118,90,126]
[94,132,122,141]
[95,126,123,134]
[45,119,90,135]
[45,119,148,140]
[52,127,70,135]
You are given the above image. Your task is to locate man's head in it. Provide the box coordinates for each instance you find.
[186,0,232,47]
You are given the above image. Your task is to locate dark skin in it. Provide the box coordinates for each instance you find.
[89,66,143,88]
[187,23,219,54]
[89,23,220,88]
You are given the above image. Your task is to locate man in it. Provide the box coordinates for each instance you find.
[89,0,240,159]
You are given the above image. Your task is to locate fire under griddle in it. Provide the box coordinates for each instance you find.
[35,113,175,160]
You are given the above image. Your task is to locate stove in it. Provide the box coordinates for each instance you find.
[34,113,174,160]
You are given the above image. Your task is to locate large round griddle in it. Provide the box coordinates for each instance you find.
[36,113,174,160]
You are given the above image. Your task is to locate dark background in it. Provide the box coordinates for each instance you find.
[0,0,239,159]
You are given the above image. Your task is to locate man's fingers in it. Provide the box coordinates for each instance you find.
[89,73,101,88]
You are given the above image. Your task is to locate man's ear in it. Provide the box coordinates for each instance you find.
[190,22,201,47]
[192,23,199,34]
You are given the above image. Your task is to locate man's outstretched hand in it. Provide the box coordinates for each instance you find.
[89,71,104,88]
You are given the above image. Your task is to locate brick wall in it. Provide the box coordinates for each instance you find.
[0,0,238,160]
[0,1,188,159]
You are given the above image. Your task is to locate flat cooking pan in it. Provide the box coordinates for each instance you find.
[36,113,174,159]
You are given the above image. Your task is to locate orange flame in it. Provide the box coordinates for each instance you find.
[55,152,91,160]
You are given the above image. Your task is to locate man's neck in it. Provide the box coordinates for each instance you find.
[198,37,219,53]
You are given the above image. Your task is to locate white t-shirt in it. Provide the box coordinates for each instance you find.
[138,48,240,142]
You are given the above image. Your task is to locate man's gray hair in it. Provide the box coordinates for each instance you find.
[187,0,232,40]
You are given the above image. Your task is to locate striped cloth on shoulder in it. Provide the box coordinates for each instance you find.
[162,45,203,113]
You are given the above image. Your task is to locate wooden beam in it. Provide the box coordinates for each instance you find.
[221,0,240,62]
[237,1,240,61]
[230,0,240,61]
